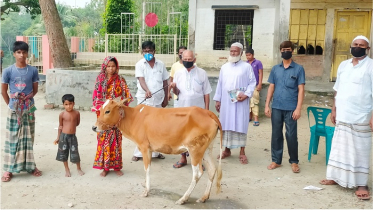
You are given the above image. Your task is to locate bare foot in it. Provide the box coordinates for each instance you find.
[65,170,71,177]
[115,170,124,176]
[77,169,85,176]
[31,167,42,177]
[100,170,109,177]
[267,162,281,170]
[319,179,337,185]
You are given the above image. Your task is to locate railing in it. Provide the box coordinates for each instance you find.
[26,36,43,73]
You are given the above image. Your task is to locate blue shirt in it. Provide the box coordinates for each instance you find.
[2,64,39,110]
[268,61,305,111]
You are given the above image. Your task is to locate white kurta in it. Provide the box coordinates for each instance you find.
[213,60,256,134]
[327,56,373,187]
[135,58,169,106]
[333,56,373,124]
[174,66,212,109]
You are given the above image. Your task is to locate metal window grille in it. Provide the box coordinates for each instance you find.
[289,9,326,55]
[213,10,254,50]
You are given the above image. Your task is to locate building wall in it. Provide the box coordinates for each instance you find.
[291,0,373,81]
[292,55,324,79]
[190,0,287,70]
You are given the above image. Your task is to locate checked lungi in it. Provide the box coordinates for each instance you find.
[326,122,372,188]
[3,109,36,173]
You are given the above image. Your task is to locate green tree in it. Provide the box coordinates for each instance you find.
[101,0,134,34]
[1,0,40,20]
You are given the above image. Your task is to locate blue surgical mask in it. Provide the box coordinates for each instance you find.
[144,53,154,62]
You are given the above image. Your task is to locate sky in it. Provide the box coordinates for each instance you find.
[56,0,92,8]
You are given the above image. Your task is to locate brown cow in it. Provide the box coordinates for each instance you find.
[92,99,223,204]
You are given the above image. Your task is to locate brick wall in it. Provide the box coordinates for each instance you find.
[292,55,324,79]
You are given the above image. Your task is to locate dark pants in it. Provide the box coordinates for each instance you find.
[271,108,298,164]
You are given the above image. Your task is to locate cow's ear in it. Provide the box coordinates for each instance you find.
[119,98,130,106]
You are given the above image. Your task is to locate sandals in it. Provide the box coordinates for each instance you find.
[1,172,12,182]
[319,179,337,185]
[291,163,300,173]
[217,151,231,159]
[239,155,248,164]
[355,186,370,200]
[253,121,260,126]
[267,162,281,170]
[132,156,142,161]
[173,161,187,168]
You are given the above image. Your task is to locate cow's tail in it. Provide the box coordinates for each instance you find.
[208,111,223,194]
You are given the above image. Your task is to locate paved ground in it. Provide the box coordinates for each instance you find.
[1,90,371,209]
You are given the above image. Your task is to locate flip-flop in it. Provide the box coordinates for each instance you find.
[291,163,300,173]
[173,161,187,168]
[253,121,260,126]
[239,155,248,164]
[132,156,142,161]
[355,187,370,200]
[1,172,12,182]
[217,151,231,159]
[319,179,337,185]
[267,162,281,170]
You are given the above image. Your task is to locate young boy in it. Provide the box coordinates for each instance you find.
[54,94,84,177]
[1,41,41,182]
[246,48,263,126]
[265,41,305,173]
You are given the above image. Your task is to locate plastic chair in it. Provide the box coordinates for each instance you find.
[307,106,335,165]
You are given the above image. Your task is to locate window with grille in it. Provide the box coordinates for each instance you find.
[290,9,326,55]
[213,10,254,50]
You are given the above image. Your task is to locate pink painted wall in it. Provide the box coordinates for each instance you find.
[71,37,80,53]
[42,35,53,74]
[88,39,95,52]
[16,36,28,42]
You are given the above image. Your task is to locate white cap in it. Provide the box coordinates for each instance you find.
[352,35,370,44]
[231,42,243,49]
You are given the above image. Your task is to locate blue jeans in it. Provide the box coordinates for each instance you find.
[271,108,299,164]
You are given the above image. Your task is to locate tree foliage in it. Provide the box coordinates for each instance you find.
[1,0,40,20]
[101,0,135,35]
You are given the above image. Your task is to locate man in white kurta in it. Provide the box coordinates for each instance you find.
[132,41,169,161]
[320,35,373,200]
[170,50,212,168]
[213,42,256,164]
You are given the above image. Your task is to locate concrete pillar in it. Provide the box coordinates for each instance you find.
[188,0,197,51]
[323,9,335,82]
[16,36,28,43]
[71,37,80,53]
[42,35,53,74]
[88,38,95,52]
[273,0,291,65]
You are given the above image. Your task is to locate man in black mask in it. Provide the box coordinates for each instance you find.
[170,50,212,169]
[265,41,305,173]
[320,35,373,200]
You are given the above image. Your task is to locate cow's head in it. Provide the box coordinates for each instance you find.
[92,98,130,132]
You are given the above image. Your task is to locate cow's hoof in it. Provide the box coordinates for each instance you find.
[196,198,207,203]
[175,199,186,205]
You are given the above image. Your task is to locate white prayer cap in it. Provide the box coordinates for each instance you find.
[231,42,243,49]
[352,35,370,44]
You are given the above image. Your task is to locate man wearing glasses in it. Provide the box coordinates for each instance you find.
[132,40,169,161]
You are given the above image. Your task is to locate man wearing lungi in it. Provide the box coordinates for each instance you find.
[1,41,42,182]
[320,35,373,200]
[213,42,257,164]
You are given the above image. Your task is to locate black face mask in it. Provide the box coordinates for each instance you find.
[178,54,182,60]
[183,61,194,68]
[350,47,367,58]
[281,51,292,60]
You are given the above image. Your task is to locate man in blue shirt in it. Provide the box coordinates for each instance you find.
[265,41,305,173]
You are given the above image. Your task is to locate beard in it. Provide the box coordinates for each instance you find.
[228,55,241,63]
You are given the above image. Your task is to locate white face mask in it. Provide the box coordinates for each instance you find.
[228,55,241,63]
